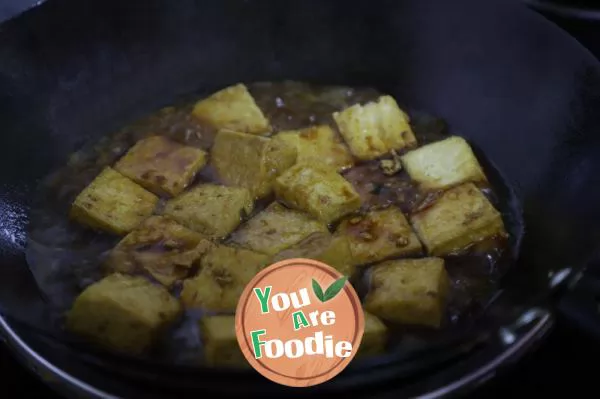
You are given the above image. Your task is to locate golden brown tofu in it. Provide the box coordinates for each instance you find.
[313,235,356,277]
[164,184,254,239]
[211,130,297,198]
[231,202,328,256]
[70,167,159,235]
[333,95,417,161]
[400,136,487,190]
[336,207,422,265]
[192,83,271,135]
[181,245,270,312]
[200,315,248,368]
[272,125,354,171]
[104,216,214,288]
[410,183,506,255]
[274,163,361,224]
[364,258,450,328]
[66,274,181,354]
[114,136,207,197]
[357,311,387,357]
[273,232,357,277]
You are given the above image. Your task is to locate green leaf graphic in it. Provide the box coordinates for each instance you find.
[312,279,325,302]
[322,276,348,302]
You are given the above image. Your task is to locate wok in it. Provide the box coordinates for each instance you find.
[1,0,600,397]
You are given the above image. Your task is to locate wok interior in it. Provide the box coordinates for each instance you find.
[25,78,522,367]
[0,0,600,390]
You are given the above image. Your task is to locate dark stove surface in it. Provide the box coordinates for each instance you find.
[1,2,600,398]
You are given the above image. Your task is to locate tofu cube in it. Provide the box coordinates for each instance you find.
[312,235,356,277]
[336,207,422,265]
[192,83,270,135]
[211,130,297,198]
[164,184,254,239]
[66,274,181,354]
[273,233,357,277]
[181,245,270,312]
[200,315,248,367]
[272,125,354,171]
[274,163,361,224]
[333,95,417,160]
[104,216,214,288]
[70,167,159,235]
[114,136,207,197]
[401,136,487,190]
[231,202,328,256]
[357,311,387,357]
[410,182,506,255]
[364,258,450,328]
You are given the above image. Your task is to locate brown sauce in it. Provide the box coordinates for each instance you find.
[26,81,518,364]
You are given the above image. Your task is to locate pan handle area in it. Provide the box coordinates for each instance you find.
[557,258,600,340]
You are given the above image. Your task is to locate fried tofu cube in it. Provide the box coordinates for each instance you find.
[401,136,487,190]
[211,130,297,198]
[164,184,254,239]
[200,315,248,367]
[333,96,417,161]
[114,136,207,197]
[181,245,270,312]
[410,183,506,255]
[364,258,449,328]
[273,233,357,277]
[274,163,361,224]
[357,311,387,357]
[231,203,328,256]
[336,207,422,265]
[104,216,214,288]
[313,235,356,276]
[272,125,354,171]
[66,274,181,354]
[192,83,270,135]
[70,167,159,235]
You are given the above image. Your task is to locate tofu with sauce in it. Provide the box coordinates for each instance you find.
[192,83,271,135]
[400,136,487,190]
[66,274,181,355]
[273,232,357,277]
[274,163,361,224]
[164,184,254,239]
[200,315,248,367]
[211,129,297,198]
[364,258,450,328]
[333,95,417,160]
[181,245,270,312]
[336,207,422,265]
[70,167,159,235]
[231,202,328,256]
[410,182,506,256]
[114,136,207,197]
[104,216,214,288]
[357,311,387,357]
[272,125,354,171]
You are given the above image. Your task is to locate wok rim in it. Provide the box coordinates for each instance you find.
[525,0,600,20]
[0,315,116,399]
[0,309,554,398]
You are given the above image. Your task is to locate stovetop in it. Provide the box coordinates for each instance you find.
[1,2,600,398]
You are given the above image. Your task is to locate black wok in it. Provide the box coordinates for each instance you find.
[1,0,600,397]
